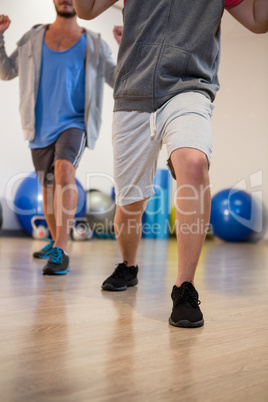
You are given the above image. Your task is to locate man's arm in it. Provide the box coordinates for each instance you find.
[228,0,268,33]
[99,38,116,88]
[73,0,118,20]
[0,15,18,80]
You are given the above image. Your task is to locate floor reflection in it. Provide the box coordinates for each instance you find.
[101,287,138,397]
[13,276,73,398]
[203,241,268,294]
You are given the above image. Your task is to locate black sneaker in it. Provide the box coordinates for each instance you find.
[42,247,70,275]
[33,240,54,259]
[102,262,138,291]
[169,282,204,328]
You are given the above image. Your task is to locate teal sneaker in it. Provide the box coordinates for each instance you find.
[33,240,54,259]
[42,247,70,275]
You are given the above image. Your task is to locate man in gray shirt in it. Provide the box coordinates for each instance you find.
[74,0,268,328]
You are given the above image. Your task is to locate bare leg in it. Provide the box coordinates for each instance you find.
[53,159,78,252]
[114,199,148,266]
[42,185,56,241]
[171,148,211,287]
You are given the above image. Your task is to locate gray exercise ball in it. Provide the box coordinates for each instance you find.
[86,189,116,234]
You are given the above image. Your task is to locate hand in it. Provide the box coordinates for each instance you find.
[0,15,11,34]
[113,25,123,45]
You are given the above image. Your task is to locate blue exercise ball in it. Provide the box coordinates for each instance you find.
[75,179,87,218]
[210,189,260,242]
[14,172,86,235]
[14,173,43,234]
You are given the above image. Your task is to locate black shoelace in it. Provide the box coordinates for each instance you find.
[173,285,201,308]
[111,262,128,278]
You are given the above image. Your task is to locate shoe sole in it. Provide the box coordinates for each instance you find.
[101,278,138,291]
[168,317,204,328]
[33,254,51,259]
[43,267,70,276]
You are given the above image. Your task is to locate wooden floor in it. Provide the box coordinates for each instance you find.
[0,236,268,402]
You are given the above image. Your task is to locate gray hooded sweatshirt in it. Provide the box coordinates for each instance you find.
[114,0,225,112]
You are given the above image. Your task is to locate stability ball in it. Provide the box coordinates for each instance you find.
[210,189,261,242]
[14,172,86,235]
[75,179,87,218]
[86,189,116,234]
[14,173,44,234]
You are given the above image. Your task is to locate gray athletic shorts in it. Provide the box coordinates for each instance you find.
[113,92,214,206]
[31,128,86,187]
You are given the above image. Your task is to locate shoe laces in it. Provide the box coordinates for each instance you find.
[173,283,201,308]
[49,247,63,265]
[112,262,128,278]
[42,240,54,252]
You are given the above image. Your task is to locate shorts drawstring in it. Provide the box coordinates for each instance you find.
[149,110,157,140]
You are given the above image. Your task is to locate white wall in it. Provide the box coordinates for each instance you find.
[211,12,268,239]
[0,1,267,236]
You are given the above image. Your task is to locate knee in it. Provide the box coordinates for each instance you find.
[55,160,75,186]
[172,149,209,185]
[115,200,147,223]
[187,152,208,184]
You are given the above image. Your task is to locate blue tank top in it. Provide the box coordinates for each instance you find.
[30,33,86,149]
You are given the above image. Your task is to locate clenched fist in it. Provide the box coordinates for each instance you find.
[0,15,11,34]
[113,25,123,45]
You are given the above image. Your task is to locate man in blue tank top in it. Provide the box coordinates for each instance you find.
[74,0,268,328]
[0,0,119,275]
